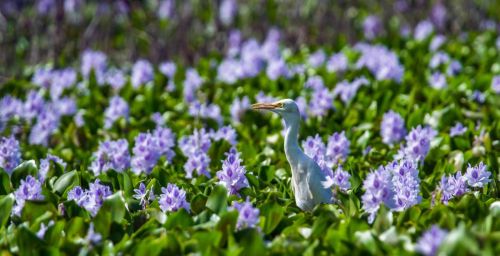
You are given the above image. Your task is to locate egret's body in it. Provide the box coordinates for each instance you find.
[252,99,332,211]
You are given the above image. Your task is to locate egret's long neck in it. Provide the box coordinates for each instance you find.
[283,115,302,166]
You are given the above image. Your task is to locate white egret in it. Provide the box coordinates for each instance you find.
[252,99,332,211]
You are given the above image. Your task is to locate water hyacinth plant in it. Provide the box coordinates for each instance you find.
[0,1,498,255]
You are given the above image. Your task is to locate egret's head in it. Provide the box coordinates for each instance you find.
[251,99,300,120]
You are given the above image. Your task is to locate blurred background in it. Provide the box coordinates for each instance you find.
[1,0,499,78]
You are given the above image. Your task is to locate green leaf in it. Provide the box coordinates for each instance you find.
[11,160,38,188]
[0,170,11,195]
[52,170,79,195]
[260,201,284,234]
[17,225,45,255]
[164,209,193,229]
[21,201,57,222]
[94,192,128,238]
[206,185,228,214]
[234,228,266,255]
[0,194,14,228]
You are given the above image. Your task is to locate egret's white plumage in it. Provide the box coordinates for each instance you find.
[252,99,332,211]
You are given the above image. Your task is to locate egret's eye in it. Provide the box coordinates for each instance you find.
[277,102,284,108]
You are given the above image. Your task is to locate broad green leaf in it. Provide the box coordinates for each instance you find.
[206,185,228,214]
[11,160,38,188]
[52,170,79,195]
[0,194,14,228]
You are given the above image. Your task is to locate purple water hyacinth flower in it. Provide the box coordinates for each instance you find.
[81,50,107,84]
[325,131,350,168]
[23,90,45,121]
[131,127,176,175]
[304,76,324,90]
[227,30,242,57]
[159,183,190,213]
[0,136,21,174]
[85,223,102,245]
[363,15,382,40]
[184,150,211,178]
[381,110,406,145]
[0,96,23,131]
[240,39,264,77]
[464,162,491,188]
[160,64,176,88]
[439,171,468,204]
[189,100,223,124]
[326,52,348,73]
[290,64,306,77]
[470,90,485,104]
[211,126,237,145]
[217,59,243,84]
[332,77,368,104]
[450,122,467,137]
[230,96,250,123]
[68,179,112,216]
[151,112,164,127]
[50,68,77,100]
[429,72,447,89]
[105,68,126,90]
[90,139,130,175]
[232,197,260,230]
[295,96,308,119]
[157,0,174,19]
[216,148,249,195]
[51,97,77,116]
[159,61,176,78]
[13,175,44,216]
[133,182,154,208]
[491,76,500,94]
[414,20,434,41]
[390,160,421,211]
[446,60,462,76]
[430,35,446,51]
[431,3,447,29]
[64,0,83,14]
[429,52,450,69]
[183,68,204,103]
[309,87,334,117]
[355,43,404,82]
[179,129,212,178]
[39,154,66,182]
[302,134,326,163]
[179,129,212,155]
[32,67,53,88]
[361,165,394,223]
[104,96,129,129]
[131,133,161,175]
[255,91,278,104]
[37,0,55,15]
[153,126,177,162]
[307,49,326,68]
[67,186,84,202]
[260,29,281,61]
[29,109,60,146]
[398,125,436,162]
[325,165,351,191]
[415,225,448,256]
[399,24,412,38]
[266,58,289,81]
[131,59,154,88]
[74,110,85,127]
[36,220,54,239]
[219,0,237,26]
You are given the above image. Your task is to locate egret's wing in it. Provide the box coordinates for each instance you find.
[307,160,333,204]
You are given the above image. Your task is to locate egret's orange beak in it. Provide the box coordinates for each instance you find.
[251,102,282,110]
